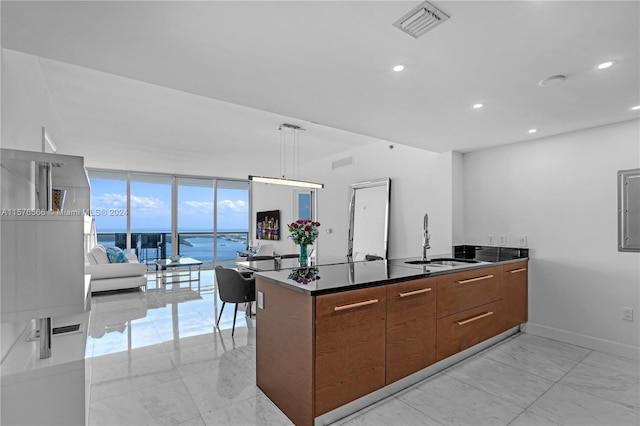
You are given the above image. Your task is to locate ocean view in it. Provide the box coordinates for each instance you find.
[97,231,249,265]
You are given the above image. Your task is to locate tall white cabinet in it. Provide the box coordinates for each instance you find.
[1,148,91,425]
[1,215,89,321]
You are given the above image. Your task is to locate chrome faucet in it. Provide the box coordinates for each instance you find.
[422,213,431,261]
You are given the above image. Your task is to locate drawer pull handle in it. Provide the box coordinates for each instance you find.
[457,311,494,326]
[399,288,432,298]
[510,268,527,274]
[457,274,494,285]
[334,299,379,311]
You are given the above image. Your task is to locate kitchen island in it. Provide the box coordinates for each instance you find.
[254,255,528,426]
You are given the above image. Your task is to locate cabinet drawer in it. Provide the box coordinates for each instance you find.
[315,286,386,416]
[386,277,437,385]
[436,266,500,318]
[436,300,503,361]
[501,261,528,331]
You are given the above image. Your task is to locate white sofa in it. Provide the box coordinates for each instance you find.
[85,245,147,292]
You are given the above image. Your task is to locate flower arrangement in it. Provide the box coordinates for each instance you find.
[287,219,320,245]
[288,267,320,284]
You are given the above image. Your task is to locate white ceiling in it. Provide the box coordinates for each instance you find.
[2,1,639,160]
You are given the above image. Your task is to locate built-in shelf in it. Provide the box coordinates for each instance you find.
[1,312,89,426]
[1,215,88,323]
[1,148,91,425]
[1,148,90,198]
[1,149,91,323]
[1,313,89,383]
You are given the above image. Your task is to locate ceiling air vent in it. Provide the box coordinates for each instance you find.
[393,1,450,39]
[332,156,353,169]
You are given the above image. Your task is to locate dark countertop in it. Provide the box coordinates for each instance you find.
[237,255,350,272]
[254,254,528,296]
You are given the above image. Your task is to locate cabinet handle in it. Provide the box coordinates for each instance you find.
[457,274,494,285]
[457,311,494,326]
[509,268,527,274]
[399,288,432,298]
[334,299,379,311]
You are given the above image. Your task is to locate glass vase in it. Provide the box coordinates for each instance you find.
[298,244,309,265]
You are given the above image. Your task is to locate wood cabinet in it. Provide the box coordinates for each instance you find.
[500,260,528,331]
[436,266,504,361]
[255,279,314,426]
[256,260,529,426]
[436,300,504,360]
[436,266,500,318]
[315,286,386,416]
[385,277,436,384]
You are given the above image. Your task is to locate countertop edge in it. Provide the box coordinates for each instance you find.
[254,257,529,296]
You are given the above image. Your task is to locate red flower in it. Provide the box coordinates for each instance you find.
[288,218,320,245]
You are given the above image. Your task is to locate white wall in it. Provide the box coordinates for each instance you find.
[251,182,301,255]
[463,119,640,359]
[299,141,455,261]
[250,142,457,261]
[1,50,66,152]
[452,151,464,245]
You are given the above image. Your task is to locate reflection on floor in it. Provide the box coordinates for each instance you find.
[86,270,640,426]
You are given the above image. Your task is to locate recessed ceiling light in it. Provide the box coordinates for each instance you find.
[538,75,566,87]
[393,64,406,72]
[528,129,538,134]
[597,61,615,69]
[472,103,484,109]
[631,105,640,111]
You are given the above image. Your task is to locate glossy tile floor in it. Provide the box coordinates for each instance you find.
[86,271,640,426]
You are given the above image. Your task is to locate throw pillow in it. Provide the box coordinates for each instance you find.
[86,252,98,265]
[91,245,111,264]
[105,246,129,263]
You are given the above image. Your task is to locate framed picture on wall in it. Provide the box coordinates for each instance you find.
[257,210,280,240]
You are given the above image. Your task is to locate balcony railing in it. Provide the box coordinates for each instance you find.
[96,231,249,269]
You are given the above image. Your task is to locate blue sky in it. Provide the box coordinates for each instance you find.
[90,178,249,232]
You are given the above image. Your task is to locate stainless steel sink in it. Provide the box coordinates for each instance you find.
[431,258,479,264]
[404,258,479,266]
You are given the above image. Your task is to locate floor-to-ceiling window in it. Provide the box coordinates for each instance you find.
[216,180,250,267]
[88,171,249,269]
[177,177,215,268]
[130,173,172,264]
[88,171,128,249]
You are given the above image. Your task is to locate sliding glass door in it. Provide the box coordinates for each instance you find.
[177,177,215,268]
[130,174,172,264]
[215,180,250,267]
[88,171,128,249]
[88,171,249,269]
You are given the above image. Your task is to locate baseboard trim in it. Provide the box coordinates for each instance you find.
[524,322,640,360]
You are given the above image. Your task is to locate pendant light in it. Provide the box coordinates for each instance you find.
[249,124,324,189]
